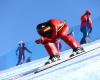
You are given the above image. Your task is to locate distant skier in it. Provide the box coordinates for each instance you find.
[16,40,32,65]
[35,19,84,64]
[80,10,92,44]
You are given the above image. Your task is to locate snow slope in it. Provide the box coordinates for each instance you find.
[0,17,100,71]
[0,39,100,80]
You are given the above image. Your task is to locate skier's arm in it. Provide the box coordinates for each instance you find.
[35,37,55,44]
[16,47,19,55]
[87,17,92,33]
[25,47,32,53]
[89,17,92,28]
[80,16,84,32]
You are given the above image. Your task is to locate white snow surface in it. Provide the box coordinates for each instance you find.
[0,39,100,80]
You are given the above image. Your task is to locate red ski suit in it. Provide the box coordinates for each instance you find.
[81,15,92,28]
[36,19,81,56]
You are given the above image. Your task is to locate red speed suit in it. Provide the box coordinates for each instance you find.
[36,19,81,57]
[81,14,92,29]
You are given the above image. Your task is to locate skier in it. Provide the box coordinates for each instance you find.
[35,19,84,64]
[16,40,32,65]
[80,10,92,44]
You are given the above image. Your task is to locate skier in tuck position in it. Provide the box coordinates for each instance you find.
[35,19,84,64]
[16,40,32,65]
[80,10,92,44]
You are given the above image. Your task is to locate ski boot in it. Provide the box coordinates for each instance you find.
[69,47,85,58]
[54,55,61,60]
[45,55,60,65]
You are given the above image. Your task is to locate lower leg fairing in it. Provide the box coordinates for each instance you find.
[61,35,81,49]
[44,43,59,57]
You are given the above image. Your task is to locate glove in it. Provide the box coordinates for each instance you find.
[35,39,43,44]
[35,37,56,44]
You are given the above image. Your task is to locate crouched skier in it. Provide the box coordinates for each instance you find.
[35,19,84,64]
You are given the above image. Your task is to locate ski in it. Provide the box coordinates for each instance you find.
[34,46,100,74]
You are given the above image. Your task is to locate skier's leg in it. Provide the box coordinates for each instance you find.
[80,37,86,44]
[20,54,25,64]
[82,27,87,37]
[82,27,92,43]
[44,43,60,64]
[44,43,60,58]
[85,28,92,43]
[61,35,84,57]
[58,26,81,49]
[61,34,81,49]
[16,55,21,66]
[58,26,84,57]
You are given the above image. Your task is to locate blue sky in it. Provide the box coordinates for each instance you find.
[0,0,100,69]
